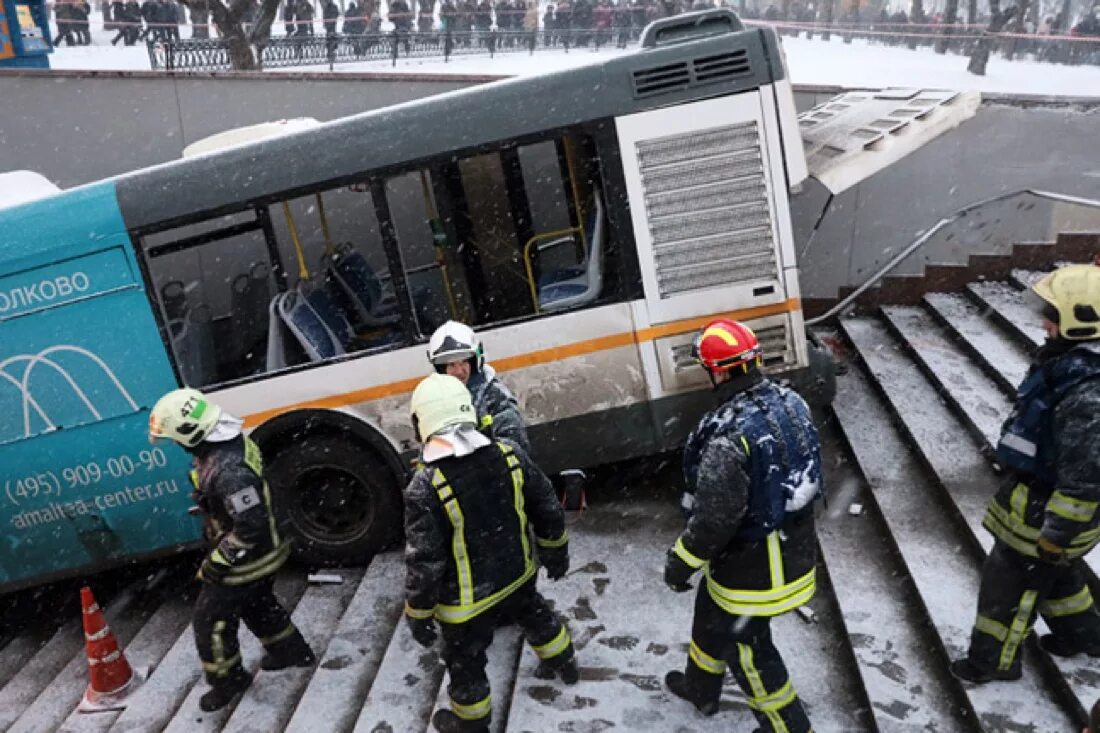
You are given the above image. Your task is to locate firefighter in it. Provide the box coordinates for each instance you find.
[952,262,1100,683]
[149,389,315,712]
[404,374,577,733]
[663,319,821,733]
[427,320,530,453]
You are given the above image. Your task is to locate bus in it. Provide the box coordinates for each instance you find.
[0,9,824,592]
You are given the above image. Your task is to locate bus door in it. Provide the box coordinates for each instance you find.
[614,92,806,404]
[0,183,198,592]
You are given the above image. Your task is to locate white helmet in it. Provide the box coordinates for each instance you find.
[149,388,222,448]
[410,374,478,441]
[427,321,484,372]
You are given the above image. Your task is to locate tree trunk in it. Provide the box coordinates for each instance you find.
[822,0,834,39]
[935,0,959,52]
[907,0,923,48]
[1002,0,1028,60]
[968,2,1016,75]
[179,0,282,69]
[967,0,976,24]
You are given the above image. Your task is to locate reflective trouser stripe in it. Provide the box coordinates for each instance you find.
[452,693,491,721]
[673,537,707,570]
[1001,433,1037,458]
[974,615,1008,643]
[767,532,785,589]
[260,623,296,646]
[202,652,241,676]
[705,567,816,617]
[1010,483,1029,522]
[537,531,569,549]
[206,620,235,677]
[532,626,571,660]
[999,591,1038,672]
[405,603,436,620]
[433,469,475,607]
[1048,491,1098,523]
[738,642,791,733]
[1040,586,1095,618]
[689,640,726,675]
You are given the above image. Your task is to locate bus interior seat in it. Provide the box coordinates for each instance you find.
[171,303,218,387]
[300,280,355,348]
[325,243,401,329]
[161,280,188,323]
[229,263,273,371]
[277,286,347,362]
[538,190,605,312]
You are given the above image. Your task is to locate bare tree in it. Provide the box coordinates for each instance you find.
[907,0,924,48]
[968,0,1018,74]
[1002,0,1030,59]
[178,0,283,69]
[935,0,959,52]
[821,0,834,39]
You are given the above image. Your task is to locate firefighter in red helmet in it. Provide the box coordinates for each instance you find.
[664,318,823,733]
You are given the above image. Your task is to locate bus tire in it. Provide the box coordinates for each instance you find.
[266,435,401,566]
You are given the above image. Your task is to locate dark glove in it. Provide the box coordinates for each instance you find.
[199,552,231,583]
[664,550,695,592]
[1037,536,1070,566]
[406,614,438,648]
[540,545,569,581]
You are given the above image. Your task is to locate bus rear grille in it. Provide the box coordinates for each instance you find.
[634,121,778,299]
[632,62,691,97]
[632,50,753,98]
[670,322,793,371]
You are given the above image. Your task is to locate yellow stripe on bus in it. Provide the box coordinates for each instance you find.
[242,298,800,428]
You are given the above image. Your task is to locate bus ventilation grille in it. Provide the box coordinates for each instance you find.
[632,49,751,98]
[635,121,778,299]
[670,321,792,372]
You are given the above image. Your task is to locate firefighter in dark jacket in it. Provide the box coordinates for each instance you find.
[149,389,315,712]
[664,319,821,733]
[427,320,530,453]
[952,262,1100,683]
[404,374,577,733]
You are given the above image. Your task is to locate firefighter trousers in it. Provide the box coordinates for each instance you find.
[967,540,1100,674]
[193,577,300,684]
[439,578,574,726]
[683,585,812,733]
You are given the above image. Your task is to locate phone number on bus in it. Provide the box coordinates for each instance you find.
[4,448,172,507]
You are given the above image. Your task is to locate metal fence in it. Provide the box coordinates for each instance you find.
[149,27,641,72]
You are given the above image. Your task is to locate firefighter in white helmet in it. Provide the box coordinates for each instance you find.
[403,374,576,733]
[149,389,314,712]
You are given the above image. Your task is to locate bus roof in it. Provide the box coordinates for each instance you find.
[114,25,784,234]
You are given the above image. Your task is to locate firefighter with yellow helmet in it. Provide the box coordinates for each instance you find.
[663,318,822,733]
[149,389,314,711]
[953,262,1100,683]
[403,373,576,733]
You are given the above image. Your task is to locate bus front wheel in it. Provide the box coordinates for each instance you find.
[266,435,402,566]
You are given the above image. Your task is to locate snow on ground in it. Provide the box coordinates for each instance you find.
[47,12,1100,96]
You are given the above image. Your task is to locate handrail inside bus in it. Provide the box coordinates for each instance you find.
[523,226,585,314]
[804,189,1100,326]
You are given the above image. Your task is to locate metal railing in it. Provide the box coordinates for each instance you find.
[149,27,642,71]
[805,189,1100,326]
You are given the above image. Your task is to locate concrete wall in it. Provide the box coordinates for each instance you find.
[1,70,1097,298]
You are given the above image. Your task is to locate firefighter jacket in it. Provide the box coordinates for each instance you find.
[674,377,822,617]
[191,436,290,585]
[985,340,1100,557]
[403,440,566,624]
[467,366,530,454]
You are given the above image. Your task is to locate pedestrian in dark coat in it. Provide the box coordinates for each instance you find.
[323,0,339,33]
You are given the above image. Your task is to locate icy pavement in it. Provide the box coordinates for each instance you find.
[46,13,1100,97]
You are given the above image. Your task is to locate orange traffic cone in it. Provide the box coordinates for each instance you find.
[78,586,141,713]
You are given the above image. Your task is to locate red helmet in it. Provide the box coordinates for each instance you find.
[692,318,763,374]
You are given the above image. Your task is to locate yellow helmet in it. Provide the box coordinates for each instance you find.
[410,374,476,442]
[1032,263,1100,341]
[149,388,223,447]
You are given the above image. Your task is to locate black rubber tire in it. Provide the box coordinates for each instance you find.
[266,435,402,566]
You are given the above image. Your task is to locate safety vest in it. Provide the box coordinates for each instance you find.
[427,442,537,624]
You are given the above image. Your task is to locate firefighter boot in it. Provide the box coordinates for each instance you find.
[261,627,316,671]
[200,667,252,712]
[949,658,1022,684]
[534,651,579,685]
[1038,634,1100,658]
[665,667,722,716]
[432,709,490,733]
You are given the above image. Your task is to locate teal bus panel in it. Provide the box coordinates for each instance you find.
[0,182,199,592]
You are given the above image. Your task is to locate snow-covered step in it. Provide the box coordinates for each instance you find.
[965,281,1046,350]
[0,583,142,731]
[0,627,65,692]
[816,418,972,732]
[351,611,446,733]
[431,625,523,733]
[57,590,195,733]
[221,568,366,733]
[832,351,1075,731]
[881,305,1013,449]
[284,553,404,733]
[1010,269,1047,291]
[503,502,870,732]
[923,291,1030,394]
[150,571,309,733]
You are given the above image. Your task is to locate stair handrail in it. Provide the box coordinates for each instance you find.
[805,189,1100,326]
